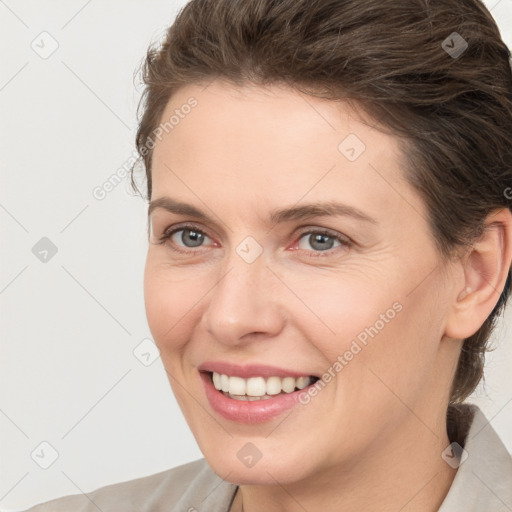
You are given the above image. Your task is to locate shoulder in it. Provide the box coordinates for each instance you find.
[21,458,238,512]
[439,404,512,511]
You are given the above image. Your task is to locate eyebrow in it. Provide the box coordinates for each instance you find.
[148,196,377,225]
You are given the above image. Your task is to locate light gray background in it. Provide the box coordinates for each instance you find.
[1,1,511,510]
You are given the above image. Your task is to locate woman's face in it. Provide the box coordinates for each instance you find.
[144,81,459,485]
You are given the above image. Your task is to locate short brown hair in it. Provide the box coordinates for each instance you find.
[132,0,512,404]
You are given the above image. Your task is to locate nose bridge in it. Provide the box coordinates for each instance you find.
[202,241,284,343]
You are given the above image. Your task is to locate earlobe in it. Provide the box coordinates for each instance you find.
[445,209,512,340]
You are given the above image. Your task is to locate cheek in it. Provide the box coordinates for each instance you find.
[301,268,442,396]
[335,282,444,411]
[290,272,400,353]
[143,257,201,351]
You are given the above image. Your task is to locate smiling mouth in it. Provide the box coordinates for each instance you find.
[207,371,320,401]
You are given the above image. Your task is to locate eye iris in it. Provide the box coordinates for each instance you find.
[172,230,339,251]
[181,229,204,247]
[309,233,334,251]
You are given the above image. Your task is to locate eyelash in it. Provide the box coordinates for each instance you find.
[156,223,352,257]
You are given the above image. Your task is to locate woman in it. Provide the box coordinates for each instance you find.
[24,0,512,510]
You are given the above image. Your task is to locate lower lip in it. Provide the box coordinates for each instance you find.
[200,371,314,424]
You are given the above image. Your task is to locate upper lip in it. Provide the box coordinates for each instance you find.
[198,361,318,379]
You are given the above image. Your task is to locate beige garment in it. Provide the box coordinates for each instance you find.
[21,404,511,511]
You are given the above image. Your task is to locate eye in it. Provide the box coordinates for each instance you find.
[294,229,352,256]
[156,223,352,257]
[173,228,210,248]
[158,224,214,253]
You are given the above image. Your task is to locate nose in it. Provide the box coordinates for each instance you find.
[201,249,286,347]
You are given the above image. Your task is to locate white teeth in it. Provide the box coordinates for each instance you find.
[246,377,266,396]
[296,376,310,390]
[212,372,221,390]
[281,376,296,393]
[227,394,273,401]
[220,374,230,392]
[266,376,282,395]
[211,372,315,397]
[228,376,246,395]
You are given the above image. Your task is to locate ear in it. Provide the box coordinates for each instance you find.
[445,208,512,340]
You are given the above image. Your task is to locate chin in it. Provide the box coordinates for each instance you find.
[201,442,317,486]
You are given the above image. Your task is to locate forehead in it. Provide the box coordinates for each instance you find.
[154,80,399,161]
[150,81,424,226]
